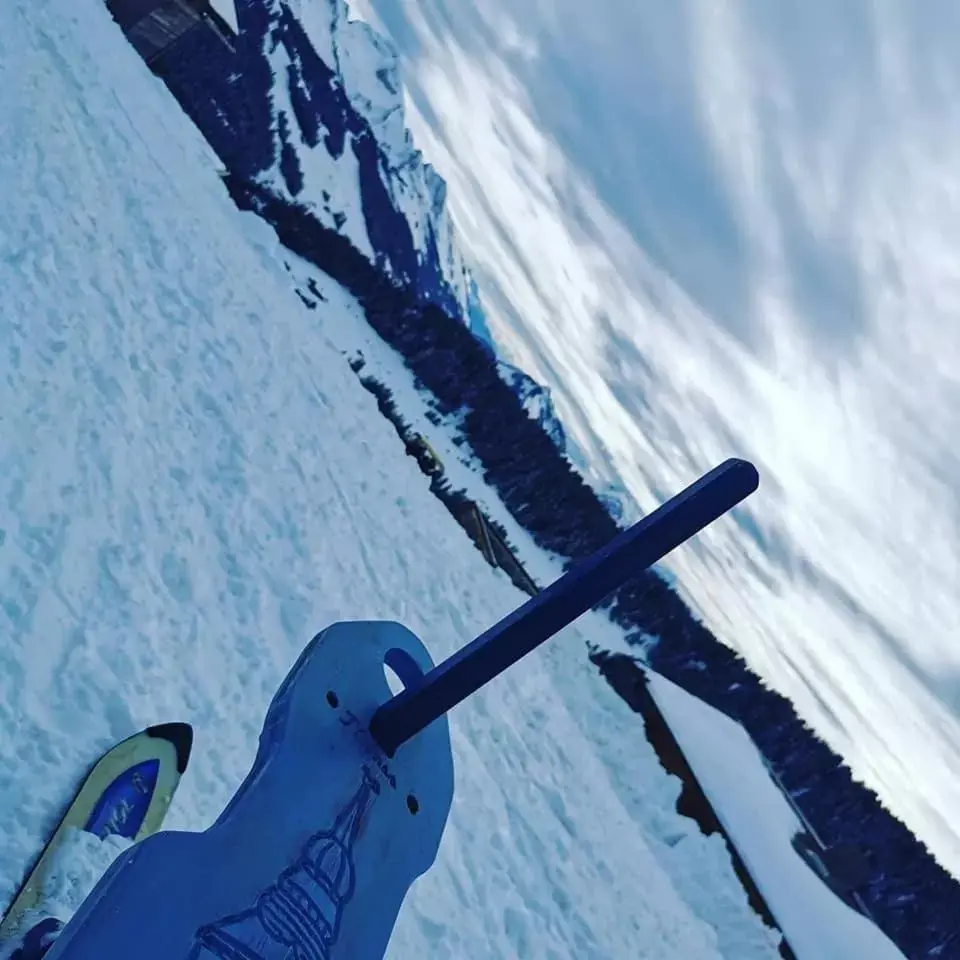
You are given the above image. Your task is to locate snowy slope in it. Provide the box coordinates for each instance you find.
[206,0,573,451]
[648,673,905,960]
[0,2,782,957]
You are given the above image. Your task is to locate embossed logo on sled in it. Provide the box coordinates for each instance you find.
[188,769,378,960]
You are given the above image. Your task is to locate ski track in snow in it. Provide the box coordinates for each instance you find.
[0,2,780,957]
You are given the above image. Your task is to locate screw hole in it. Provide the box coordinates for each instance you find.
[406,794,419,815]
[326,690,339,708]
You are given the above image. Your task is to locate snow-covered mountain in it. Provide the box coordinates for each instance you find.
[495,360,568,452]
[291,1,575,458]
[156,0,576,462]
[174,0,477,322]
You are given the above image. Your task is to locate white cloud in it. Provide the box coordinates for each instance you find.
[354,0,960,874]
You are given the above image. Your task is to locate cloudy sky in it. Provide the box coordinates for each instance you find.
[350,0,960,875]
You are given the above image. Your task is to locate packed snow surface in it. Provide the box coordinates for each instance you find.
[0,2,785,957]
[649,674,905,960]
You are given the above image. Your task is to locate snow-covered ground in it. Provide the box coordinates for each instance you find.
[648,673,905,960]
[352,0,960,879]
[0,2,797,957]
[284,253,631,622]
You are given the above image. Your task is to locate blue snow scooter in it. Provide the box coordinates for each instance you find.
[12,459,758,960]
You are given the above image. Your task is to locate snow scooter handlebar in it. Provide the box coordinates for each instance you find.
[369,457,759,755]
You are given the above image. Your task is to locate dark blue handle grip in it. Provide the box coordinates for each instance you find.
[370,458,759,754]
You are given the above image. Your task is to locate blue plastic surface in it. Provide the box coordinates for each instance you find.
[83,758,160,840]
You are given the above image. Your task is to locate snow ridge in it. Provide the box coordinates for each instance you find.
[243,0,575,459]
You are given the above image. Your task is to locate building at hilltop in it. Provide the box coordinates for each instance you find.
[104,0,238,65]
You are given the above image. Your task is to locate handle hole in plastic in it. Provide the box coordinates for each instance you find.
[383,647,425,696]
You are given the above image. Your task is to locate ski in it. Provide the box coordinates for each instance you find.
[0,723,193,941]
